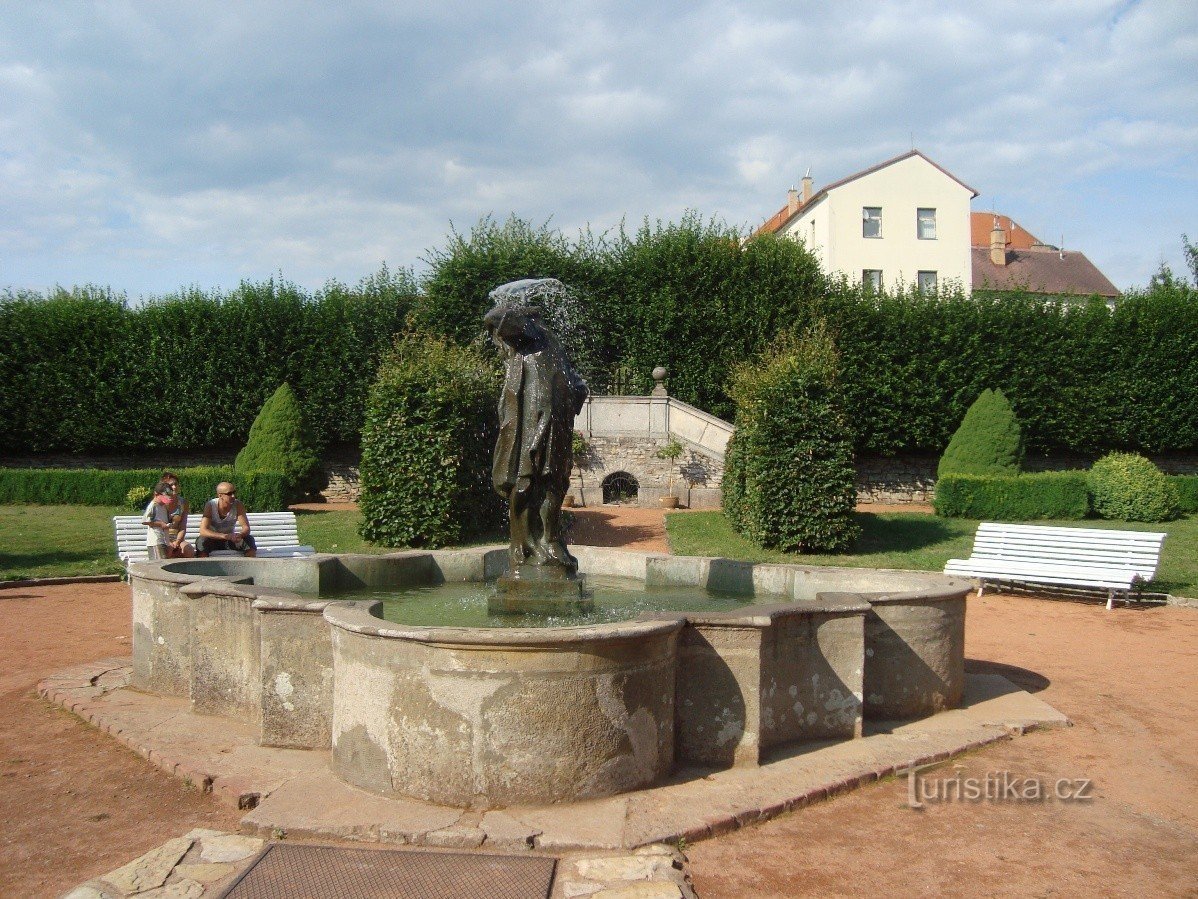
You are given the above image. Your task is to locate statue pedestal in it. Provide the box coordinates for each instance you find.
[490,565,594,616]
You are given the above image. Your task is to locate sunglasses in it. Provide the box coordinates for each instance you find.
[219,491,237,497]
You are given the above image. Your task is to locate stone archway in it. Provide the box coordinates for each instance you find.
[601,471,639,505]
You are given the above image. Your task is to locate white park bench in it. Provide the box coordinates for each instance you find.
[944,522,1166,610]
[114,510,315,564]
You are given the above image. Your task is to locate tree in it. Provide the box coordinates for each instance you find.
[937,388,1024,478]
[234,382,324,501]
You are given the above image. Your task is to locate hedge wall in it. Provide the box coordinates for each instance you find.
[5,218,1198,461]
[0,466,290,512]
[0,267,415,453]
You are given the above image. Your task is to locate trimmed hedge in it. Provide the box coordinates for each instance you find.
[358,335,503,548]
[0,466,289,512]
[933,471,1090,520]
[0,268,415,453]
[1173,475,1198,515]
[1088,452,1179,522]
[724,324,859,553]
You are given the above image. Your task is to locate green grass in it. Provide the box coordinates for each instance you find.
[0,504,129,581]
[667,510,1198,598]
[0,505,500,581]
[4,504,1195,597]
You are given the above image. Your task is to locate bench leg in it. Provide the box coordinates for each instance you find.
[1106,589,1115,611]
[976,581,986,598]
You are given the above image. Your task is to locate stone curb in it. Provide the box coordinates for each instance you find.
[41,661,1070,853]
[3,575,123,589]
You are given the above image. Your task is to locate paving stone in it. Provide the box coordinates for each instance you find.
[576,855,674,882]
[137,880,204,899]
[480,810,541,850]
[62,884,120,899]
[101,836,193,894]
[422,825,486,848]
[592,883,683,899]
[243,770,462,844]
[198,834,263,863]
[174,862,235,883]
[520,797,628,850]
[559,881,603,897]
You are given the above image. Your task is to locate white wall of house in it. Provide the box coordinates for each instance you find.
[780,154,974,294]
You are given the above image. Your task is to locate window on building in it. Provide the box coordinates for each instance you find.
[917,208,937,240]
[862,269,883,292]
[862,207,882,238]
[917,270,938,293]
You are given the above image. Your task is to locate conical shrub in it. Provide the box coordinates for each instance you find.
[235,382,324,501]
[937,388,1023,478]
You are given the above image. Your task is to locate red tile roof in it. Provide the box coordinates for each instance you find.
[754,150,979,237]
[971,247,1120,297]
[971,212,1042,250]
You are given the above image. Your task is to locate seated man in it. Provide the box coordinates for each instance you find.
[195,481,257,557]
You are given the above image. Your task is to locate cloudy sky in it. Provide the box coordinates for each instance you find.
[2,0,1195,297]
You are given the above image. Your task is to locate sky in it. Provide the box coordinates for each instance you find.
[1,0,1195,298]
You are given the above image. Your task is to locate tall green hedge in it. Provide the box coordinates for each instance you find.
[724,324,859,553]
[0,466,289,512]
[0,267,415,453]
[358,335,503,548]
[5,220,1198,461]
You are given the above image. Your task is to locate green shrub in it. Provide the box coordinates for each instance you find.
[1173,475,1198,515]
[126,485,152,510]
[1088,453,1180,522]
[725,322,859,553]
[358,335,503,548]
[0,465,288,512]
[937,388,1024,478]
[235,382,324,500]
[933,471,1090,520]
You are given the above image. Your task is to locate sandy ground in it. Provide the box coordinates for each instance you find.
[2,505,1196,897]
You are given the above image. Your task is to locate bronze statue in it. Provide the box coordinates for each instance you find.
[485,279,588,579]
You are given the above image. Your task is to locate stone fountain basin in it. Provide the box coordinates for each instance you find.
[128,546,970,807]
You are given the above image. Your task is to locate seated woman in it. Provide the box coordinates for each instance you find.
[160,471,195,558]
[195,481,257,557]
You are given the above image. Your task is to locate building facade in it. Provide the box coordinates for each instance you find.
[757,150,978,294]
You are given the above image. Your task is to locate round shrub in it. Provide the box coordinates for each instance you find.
[358,335,503,548]
[938,388,1024,478]
[235,382,324,500]
[1088,453,1179,522]
[725,322,859,553]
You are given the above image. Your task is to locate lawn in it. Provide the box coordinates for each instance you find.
[4,504,1196,597]
[0,505,498,581]
[666,509,1198,598]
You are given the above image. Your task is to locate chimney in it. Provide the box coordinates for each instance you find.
[801,167,813,204]
[990,216,1007,266]
[787,187,800,214]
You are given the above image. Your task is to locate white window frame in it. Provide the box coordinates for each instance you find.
[917,270,938,293]
[862,269,883,292]
[917,208,937,240]
[862,207,882,239]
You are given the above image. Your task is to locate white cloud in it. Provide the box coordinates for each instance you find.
[0,0,1194,294]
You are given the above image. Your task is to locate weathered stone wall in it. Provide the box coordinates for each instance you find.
[573,435,724,508]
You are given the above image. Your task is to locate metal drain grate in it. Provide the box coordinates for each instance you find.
[218,843,557,899]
